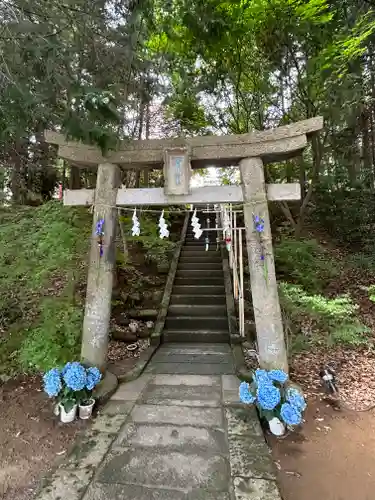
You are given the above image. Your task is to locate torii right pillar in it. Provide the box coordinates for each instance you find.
[239,157,288,372]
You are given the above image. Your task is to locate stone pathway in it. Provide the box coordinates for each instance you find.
[37,344,281,500]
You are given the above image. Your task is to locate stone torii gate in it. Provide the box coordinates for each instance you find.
[45,116,323,373]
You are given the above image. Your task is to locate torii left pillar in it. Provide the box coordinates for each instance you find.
[81,163,120,372]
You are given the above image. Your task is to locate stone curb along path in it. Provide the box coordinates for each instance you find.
[35,344,282,500]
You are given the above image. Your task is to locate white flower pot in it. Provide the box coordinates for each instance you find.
[79,399,95,420]
[269,417,286,436]
[59,404,77,423]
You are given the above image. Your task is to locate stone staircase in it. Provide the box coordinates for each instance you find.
[163,211,230,344]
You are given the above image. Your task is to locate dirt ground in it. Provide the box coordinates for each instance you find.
[0,375,87,500]
[270,396,375,500]
[0,338,151,500]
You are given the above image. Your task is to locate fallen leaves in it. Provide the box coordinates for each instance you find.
[107,339,150,362]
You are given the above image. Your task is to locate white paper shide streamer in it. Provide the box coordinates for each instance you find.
[159,210,169,239]
[223,209,231,251]
[191,209,203,239]
[131,209,140,236]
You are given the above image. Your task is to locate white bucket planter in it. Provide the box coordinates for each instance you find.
[268,417,286,436]
[59,404,77,423]
[79,399,95,420]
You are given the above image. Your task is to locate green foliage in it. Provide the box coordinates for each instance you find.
[120,213,176,268]
[275,238,338,293]
[0,202,91,375]
[367,285,375,303]
[280,283,370,351]
[345,252,375,273]
[313,185,375,247]
[19,299,83,372]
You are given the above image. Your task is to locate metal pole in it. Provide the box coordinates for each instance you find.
[233,211,238,299]
[239,228,245,336]
[229,204,233,269]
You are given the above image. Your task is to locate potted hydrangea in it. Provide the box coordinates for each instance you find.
[43,362,102,423]
[76,366,102,420]
[239,369,307,436]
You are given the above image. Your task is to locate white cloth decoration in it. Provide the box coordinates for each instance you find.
[223,208,231,251]
[159,210,169,239]
[131,209,140,236]
[194,227,203,239]
[191,209,202,239]
[223,209,231,238]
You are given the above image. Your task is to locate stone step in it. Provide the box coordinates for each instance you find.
[180,246,221,252]
[177,262,222,271]
[165,315,229,331]
[172,285,225,295]
[151,350,231,364]
[160,342,232,353]
[145,359,234,374]
[170,294,226,306]
[184,241,218,247]
[179,253,222,262]
[162,330,229,344]
[175,269,224,278]
[185,236,220,242]
[174,277,224,286]
[179,253,221,260]
[168,304,227,317]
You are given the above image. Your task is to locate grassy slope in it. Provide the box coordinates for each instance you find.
[0,202,91,377]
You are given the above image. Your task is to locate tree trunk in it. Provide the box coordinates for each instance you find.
[69,166,81,189]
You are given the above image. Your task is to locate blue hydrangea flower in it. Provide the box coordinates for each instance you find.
[86,367,102,391]
[253,215,265,233]
[286,388,307,412]
[95,219,104,236]
[268,370,288,384]
[61,362,72,376]
[280,402,302,426]
[239,381,256,404]
[257,382,281,410]
[43,368,62,397]
[253,369,271,384]
[63,362,87,391]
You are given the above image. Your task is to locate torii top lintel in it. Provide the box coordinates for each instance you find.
[44,116,323,169]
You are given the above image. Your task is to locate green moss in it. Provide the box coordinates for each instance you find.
[0,201,91,375]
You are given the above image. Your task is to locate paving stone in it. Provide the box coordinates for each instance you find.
[228,434,276,481]
[131,404,224,428]
[63,431,114,470]
[36,468,93,500]
[222,375,241,405]
[152,374,220,387]
[110,375,151,401]
[101,401,134,416]
[90,413,128,434]
[83,482,230,500]
[225,406,264,437]
[141,383,221,407]
[233,477,281,500]
[222,375,241,391]
[152,352,231,364]
[145,362,234,375]
[97,448,230,491]
[159,343,232,354]
[113,423,227,453]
